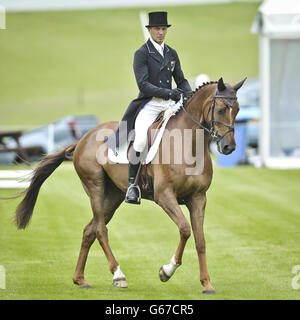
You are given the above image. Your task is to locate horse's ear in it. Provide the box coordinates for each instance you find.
[217,77,226,91]
[233,77,247,92]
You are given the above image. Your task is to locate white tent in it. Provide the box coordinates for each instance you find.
[252,0,300,169]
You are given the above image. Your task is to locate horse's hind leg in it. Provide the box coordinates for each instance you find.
[91,181,128,288]
[73,218,96,288]
[73,168,125,288]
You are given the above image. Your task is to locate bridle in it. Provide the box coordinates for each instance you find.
[181,90,237,142]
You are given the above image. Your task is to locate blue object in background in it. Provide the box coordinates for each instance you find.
[236,78,260,147]
[218,121,247,167]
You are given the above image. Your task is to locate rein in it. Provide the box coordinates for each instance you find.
[181,91,237,142]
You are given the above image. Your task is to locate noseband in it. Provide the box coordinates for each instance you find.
[181,91,237,142]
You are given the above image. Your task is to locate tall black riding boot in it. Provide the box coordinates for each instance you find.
[125,161,141,204]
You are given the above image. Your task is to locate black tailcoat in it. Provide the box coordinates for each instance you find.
[105,39,192,151]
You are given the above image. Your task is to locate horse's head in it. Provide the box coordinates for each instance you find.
[204,77,246,155]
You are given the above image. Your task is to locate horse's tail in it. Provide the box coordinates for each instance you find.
[15,143,77,229]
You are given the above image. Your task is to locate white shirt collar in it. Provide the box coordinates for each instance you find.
[149,37,164,57]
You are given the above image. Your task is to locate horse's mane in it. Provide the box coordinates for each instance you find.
[183,81,218,107]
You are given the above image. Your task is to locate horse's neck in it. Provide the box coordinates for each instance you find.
[185,85,214,122]
[176,85,214,153]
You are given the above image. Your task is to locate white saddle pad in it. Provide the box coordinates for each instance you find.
[108,115,170,164]
[108,96,183,164]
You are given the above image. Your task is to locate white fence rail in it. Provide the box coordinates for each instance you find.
[0,170,32,188]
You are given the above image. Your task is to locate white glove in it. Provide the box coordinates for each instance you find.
[163,94,183,121]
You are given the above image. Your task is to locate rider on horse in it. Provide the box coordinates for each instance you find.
[105,11,192,204]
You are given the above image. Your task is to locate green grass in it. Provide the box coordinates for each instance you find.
[0,2,260,127]
[0,163,299,300]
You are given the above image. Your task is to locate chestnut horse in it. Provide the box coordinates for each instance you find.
[14,78,246,294]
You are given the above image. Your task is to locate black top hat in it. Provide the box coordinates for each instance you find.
[145,11,171,28]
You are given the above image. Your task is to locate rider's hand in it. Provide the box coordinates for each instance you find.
[169,88,183,102]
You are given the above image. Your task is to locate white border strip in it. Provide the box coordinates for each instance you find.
[1,0,261,12]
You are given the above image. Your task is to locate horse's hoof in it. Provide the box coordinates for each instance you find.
[159,267,170,282]
[202,290,216,295]
[79,283,92,288]
[73,278,92,288]
[113,278,128,288]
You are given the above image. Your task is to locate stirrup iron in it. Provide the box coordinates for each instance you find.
[125,183,141,204]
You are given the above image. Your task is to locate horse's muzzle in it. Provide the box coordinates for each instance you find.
[217,138,236,155]
[222,144,235,155]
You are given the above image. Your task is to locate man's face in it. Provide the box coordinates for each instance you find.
[148,26,167,44]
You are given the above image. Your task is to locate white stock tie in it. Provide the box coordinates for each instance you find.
[159,46,164,57]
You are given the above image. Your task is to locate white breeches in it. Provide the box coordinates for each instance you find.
[133,99,172,152]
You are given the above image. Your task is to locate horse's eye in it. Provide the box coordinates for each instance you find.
[217,108,225,116]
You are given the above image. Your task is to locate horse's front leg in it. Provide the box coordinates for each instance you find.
[186,192,215,294]
[155,188,191,282]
